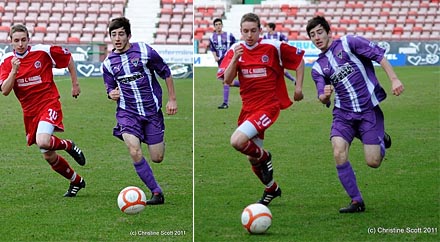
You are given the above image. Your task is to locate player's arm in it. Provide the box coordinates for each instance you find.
[379,57,404,96]
[146,45,177,115]
[209,38,220,62]
[311,66,332,106]
[67,56,81,98]
[293,59,305,101]
[164,75,177,115]
[211,51,219,63]
[319,85,333,105]
[223,44,242,85]
[281,43,305,101]
[0,57,20,96]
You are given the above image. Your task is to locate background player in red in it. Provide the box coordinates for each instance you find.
[0,24,86,197]
[218,13,305,205]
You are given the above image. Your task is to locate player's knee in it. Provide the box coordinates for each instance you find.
[36,139,51,150]
[128,148,143,161]
[230,137,245,151]
[366,158,382,168]
[332,149,347,162]
[231,142,245,151]
[150,153,164,163]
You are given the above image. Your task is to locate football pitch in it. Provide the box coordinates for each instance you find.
[0,77,193,241]
[0,66,438,242]
[194,66,439,241]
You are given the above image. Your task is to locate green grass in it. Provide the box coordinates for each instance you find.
[0,77,193,242]
[194,66,440,242]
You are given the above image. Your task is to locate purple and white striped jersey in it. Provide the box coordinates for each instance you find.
[263,32,288,42]
[102,42,171,117]
[311,35,387,112]
[209,31,236,63]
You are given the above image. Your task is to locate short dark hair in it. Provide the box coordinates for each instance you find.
[240,13,260,29]
[267,23,276,30]
[10,24,29,39]
[109,17,131,36]
[213,18,223,25]
[306,16,330,38]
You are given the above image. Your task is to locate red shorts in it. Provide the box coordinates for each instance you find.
[24,100,64,146]
[237,106,280,140]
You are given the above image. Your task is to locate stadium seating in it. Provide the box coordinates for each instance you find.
[194,0,440,53]
[0,0,193,51]
[0,0,127,45]
[153,0,193,45]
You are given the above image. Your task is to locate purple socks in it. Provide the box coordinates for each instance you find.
[134,157,162,193]
[336,161,363,203]
[223,84,230,104]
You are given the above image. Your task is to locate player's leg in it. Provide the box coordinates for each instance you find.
[142,111,167,204]
[361,106,388,168]
[43,150,86,197]
[247,137,282,206]
[332,136,365,213]
[230,122,270,165]
[148,142,165,163]
[122,131,164,205]
[231,79,240,87]
[35,122,86,166]
[115,111,164,204]
[231,109,281,205]
[218,84,230,109]
[331,110,365,212]
[231,128,280,205]
[35,121,85,197]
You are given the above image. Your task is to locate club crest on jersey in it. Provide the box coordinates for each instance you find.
[131,58,139,67]
[261,55,269,63]
[62,48,70,55]
[337,51,343,59]
[34,61,41,69]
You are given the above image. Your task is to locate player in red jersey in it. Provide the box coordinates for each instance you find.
[0,24,87,197]
[217,13,305,205]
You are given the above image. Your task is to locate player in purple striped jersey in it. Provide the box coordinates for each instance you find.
[306,16,404,213]
[263,22,297,84]
[210,18,239,109]
[263,22,288,42]
[102,17,177,205]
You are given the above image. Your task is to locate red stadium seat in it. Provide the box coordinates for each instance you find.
[67,36,81,44]
[0,26,10,33]
[34,26,47,34]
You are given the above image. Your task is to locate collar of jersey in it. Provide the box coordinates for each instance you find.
[14,46,31,58]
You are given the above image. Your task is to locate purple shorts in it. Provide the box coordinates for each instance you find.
[113,109,165,145]
[330,106,385,145]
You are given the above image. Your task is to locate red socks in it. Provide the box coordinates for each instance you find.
[251,165,265,183]
[265,182,278,193]
[51,155,82,184]
[49,136,72,151]
[242,140,269,162]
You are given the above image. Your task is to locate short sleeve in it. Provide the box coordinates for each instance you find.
[49,46,72,68]
[147,45,171,79]
[216,44,236,79]
[280,42,305,70]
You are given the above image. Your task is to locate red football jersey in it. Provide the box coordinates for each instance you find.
[0,45,71,116]
[218,38,304,111]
